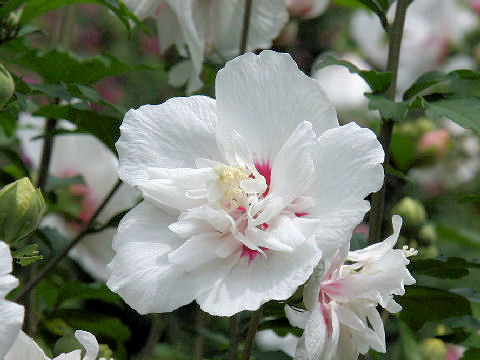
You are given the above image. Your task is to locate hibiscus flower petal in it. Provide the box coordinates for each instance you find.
[216,51,338,165]
[117,96,221,187]
[5,331,47,360]
[307,122,384,257]
[197,236,322,316]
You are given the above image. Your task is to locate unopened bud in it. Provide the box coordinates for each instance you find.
[418,129,450,158]
[0,63,15,108]
[0,177,46,243]
[393,197,426,227]
[419,338,447,360]
[419,224,437,245]
[99,344,113,359]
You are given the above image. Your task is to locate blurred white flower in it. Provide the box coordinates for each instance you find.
[124,0,288,94]
[5,329,111,360]
[256,329,298,357]
[0,241,24,359]
[17,114,138,281]
[286,0,329,19]
[107,50,384,317]
[285,216,416,360]
[351,0,477,96]
[311,53,370,111]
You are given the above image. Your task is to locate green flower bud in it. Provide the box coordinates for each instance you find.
[0,63,15,108]
[415,117,435,136]
[98,344,113,359]
[0,177,46,243]
[419,338,447,360]
[418,245,439,259]
[419,224,437,245]
[393,197,426,228]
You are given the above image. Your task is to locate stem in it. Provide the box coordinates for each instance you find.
[241,307,263,360]
[239,0,253,55]
[193,308,208,360]
[368,0,410,245]
[228,314,240,360]
[36,117,57,192]
[15,179,122,302]
[139,314,167,360]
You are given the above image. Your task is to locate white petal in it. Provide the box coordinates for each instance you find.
[197,236,322,316]
[285,305,310,329]
[69,228,117,282]
[0,241,13,278]
[332,303,365,331]
[5,331,47,360]
[168,232,224,272]
[123,0,162,20]
[307,122,384,258]
[295,304,327,360]
[0,301,24,358]
[216,51,338,165]
[107,201,236,314]
[269,121,316,206]
[256,329,298,357]
[117,96,221,187]
[247,216,308,252]
[348,215,402,262]
[75,330,99,360]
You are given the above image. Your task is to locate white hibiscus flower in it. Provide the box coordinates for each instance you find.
[285,215,416,360]
[5,329,111,360]
[0,241,24,358]
[124,0,288,94]
[350,0,477,96]
[17,115,139,281]
[256,329,298,357]
[107,51,384,317]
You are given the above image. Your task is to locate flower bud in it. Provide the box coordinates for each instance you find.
[419,338,447,360]
[419,223,437,245]
[0,63,15,108]
[418,129,450,158]
[393,197,426,228]
[0,177,46,243]
[418,244,439,259]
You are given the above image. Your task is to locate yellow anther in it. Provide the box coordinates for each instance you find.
[214,165,249,204]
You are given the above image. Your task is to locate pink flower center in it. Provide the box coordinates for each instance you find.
[254,160,271,197]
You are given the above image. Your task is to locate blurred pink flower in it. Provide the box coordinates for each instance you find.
[95,77,125,104]
[140,35,160,55]
[471,0,480,12]
[354,223,369,236]
[446,344,465,360]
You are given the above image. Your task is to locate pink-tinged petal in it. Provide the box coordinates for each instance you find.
[306,122,384,258]
[117,96,221,187]
[216,51,338,166]
[5,331,47,360]
[197,236,322,316]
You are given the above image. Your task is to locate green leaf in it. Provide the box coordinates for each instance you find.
[350,232,367,251]
[58,282,123,307]
[462,349,480,359]
[409,257,473,279]
[33,104,121,153]
[437,225,480,250]
[356,0,390,32]
[0,0,25,19]
[397,285,472,331]
[19,0,146,34]
[423,94,480,133]
[451,288,480,303]
[387,165,413,183]
[365,93,409,122]
[6,42,143,85]
[12,243,43,266]
[315,55,392,93]
[403,70,480,100]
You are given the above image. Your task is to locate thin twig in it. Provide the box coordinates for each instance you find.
[229,314,240,360]
[241,307,263,360]
[15,179,122,302]
[139,314,167,360]
[193,308,208,360]
[368,0,410,245]
[239,0,253,55]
